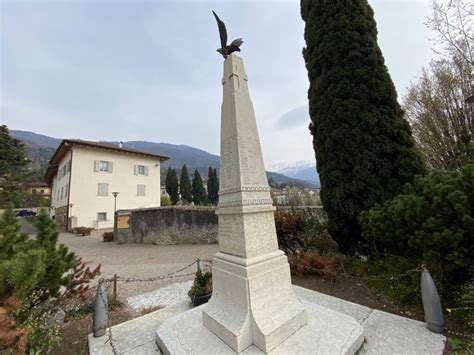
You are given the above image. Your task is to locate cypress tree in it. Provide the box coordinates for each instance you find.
[179,164,193,203]
[166,168,179,205]
[301,0,425,252]
[207,167,219,205]
[192,170,207,205]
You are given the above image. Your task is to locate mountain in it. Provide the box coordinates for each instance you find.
[272,161,320,187]
[10,129,317,188]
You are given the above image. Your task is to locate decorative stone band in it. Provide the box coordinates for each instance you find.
[219,186,271,196]
[218,198,274,208]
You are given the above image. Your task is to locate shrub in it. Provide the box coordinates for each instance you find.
[359,163,474,296]
[188,269,212,300]
[0,207,100,353]
[103,231,114,242]
[288,250,343,280]
[450,281,474,331]
[275,209,337,255]
[161,195,171,207]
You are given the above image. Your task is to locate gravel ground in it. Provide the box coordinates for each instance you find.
[127,280,194,311]
[58,230,219,300]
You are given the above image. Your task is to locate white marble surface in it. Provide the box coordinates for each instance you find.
[158,299,364,355]
[89,285,446,355]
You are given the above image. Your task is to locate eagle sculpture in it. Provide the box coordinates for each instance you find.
[212,11,243,58]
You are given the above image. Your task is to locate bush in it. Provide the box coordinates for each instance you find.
[275,209,337,255]
[359,163,474,296]
[161,195,171,206]
[288,250,343,280]
[188,269,212,299]
[103,231,114,242]
[0,207,74,352]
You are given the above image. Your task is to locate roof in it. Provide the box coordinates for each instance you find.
[45,139,169,185]
[27,182,50,188]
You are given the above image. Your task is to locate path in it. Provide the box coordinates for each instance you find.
[58,231,219,300]
[18,217,36,235]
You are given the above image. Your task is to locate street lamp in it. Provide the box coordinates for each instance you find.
[112,192,119,235]
[112,192,119,217]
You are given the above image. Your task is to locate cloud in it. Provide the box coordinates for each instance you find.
[276,105,309,130]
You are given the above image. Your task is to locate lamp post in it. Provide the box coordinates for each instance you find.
[112,192,119,217]
[112,192,119,239]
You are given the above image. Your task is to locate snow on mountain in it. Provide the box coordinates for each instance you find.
[271,161,320,187]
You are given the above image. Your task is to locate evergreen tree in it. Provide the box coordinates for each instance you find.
[179,165,193,203]
[166,168,179,205]
[0,125,30,208]
[301,0,425,252]
[192,170,207,205]
[207,167,219,205]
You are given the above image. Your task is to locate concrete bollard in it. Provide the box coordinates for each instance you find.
[421,268,444,333]
[93,282,108,337]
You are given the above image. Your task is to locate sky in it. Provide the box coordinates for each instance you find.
[1,0,435,168]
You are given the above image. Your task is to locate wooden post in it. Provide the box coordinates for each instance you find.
[113,274,118,303]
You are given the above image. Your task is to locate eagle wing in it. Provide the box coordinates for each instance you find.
[228,38,243,53]
[212,11,227,49]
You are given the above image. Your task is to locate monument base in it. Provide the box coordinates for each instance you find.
[156,299,365,354]
[201,251,307,352]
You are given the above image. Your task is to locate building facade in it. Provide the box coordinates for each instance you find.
[46,140,168,231]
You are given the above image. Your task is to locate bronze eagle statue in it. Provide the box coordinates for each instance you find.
[212,11,243,58]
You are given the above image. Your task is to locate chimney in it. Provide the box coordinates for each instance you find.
[119,141,123,148]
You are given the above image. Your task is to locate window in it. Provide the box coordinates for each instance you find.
[65,184,68,197]
[94,160,113,173]
[61,187,64,199]
[57,190,59,201]
[100,161,109,172]
[32,188,37,194]
[137,184,146,196]
[41,189,44,193]
[98,183,109,196]
[97,212,107,221]
[134,165,149,176]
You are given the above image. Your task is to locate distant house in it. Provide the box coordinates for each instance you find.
[45,140,168,232]
[26,182,51,200]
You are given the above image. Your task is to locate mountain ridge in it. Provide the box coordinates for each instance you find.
[11,129,319,188]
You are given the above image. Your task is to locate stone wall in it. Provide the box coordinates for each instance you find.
[115,206,218,245]
[114,206,328,245]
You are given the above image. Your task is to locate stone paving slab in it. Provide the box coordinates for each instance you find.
[89,285,446,354]
[157,299,365,354]
[359,310,446,354]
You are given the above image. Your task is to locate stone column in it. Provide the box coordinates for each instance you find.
[202,54,307,353]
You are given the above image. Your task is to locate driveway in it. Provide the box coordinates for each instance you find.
[58,231,219,300]
[19,217,219,300]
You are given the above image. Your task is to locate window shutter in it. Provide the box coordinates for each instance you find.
[94,160,99,172]
[134,165,138,175]
[144,166,149,176]
[108,162,113,173]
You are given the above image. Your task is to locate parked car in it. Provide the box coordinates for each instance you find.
[15,210,36,217]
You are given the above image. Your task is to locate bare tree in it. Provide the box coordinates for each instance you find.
[403,0,473,170]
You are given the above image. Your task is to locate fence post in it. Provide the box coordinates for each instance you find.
[93,281,108,337]
[421,267,444,333]
[113,274,118,303]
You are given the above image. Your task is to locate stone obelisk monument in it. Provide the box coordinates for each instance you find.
[155,12,365,354]
[202,54,307,352]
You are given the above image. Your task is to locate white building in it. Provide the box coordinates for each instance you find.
[46,139,168,231]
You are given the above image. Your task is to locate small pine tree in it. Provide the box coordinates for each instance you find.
[0,207,28,261]
[192,170,207,205]
[0,125,30,208]
[166,168,179,205]
[207,167,219,205]
[32,208,75,298]
[179,164,193,203]
[301,0,425,252]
